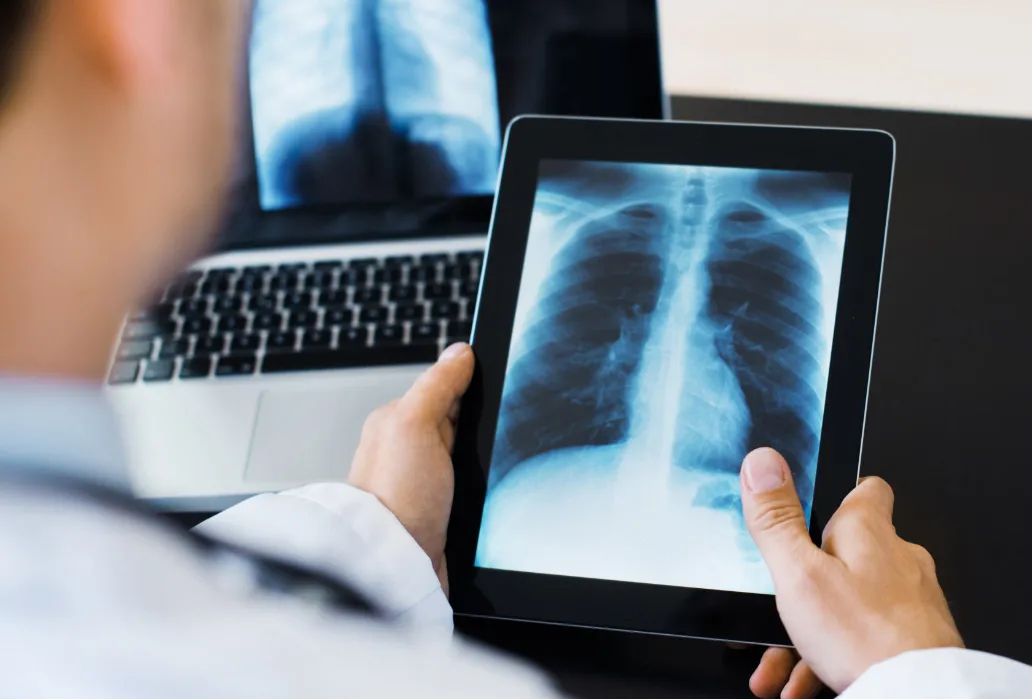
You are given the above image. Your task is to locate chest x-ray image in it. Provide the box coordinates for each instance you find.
[476,160,852,595]
[249,0,501,210]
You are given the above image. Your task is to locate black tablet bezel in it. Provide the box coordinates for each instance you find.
[447,116,895,646]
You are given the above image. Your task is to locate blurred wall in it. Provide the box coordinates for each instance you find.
[659,0,1032,119]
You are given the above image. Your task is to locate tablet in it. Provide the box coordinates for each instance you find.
[447,116,895,645]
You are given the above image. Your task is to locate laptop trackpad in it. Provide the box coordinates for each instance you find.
[245,388,386,484]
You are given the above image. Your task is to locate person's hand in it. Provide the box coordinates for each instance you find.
[348,343,474,594]
[740,448,964,695]
[747,647,823,699]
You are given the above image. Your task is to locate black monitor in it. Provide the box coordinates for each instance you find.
[217,0,666,251]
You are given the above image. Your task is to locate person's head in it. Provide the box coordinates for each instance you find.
[0,0,248,378]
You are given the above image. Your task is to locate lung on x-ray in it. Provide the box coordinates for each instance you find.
[476,160,852,595]
[249,0,501,210]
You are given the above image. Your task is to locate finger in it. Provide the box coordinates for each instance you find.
[846,476,895,522]
[399,344,474,424]
[782,660,823,699]
[741,448,821,586]
[908,542,937,577]
[749,647,797,699]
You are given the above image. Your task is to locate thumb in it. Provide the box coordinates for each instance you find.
[740,448,819,585]
[400,343,475,423]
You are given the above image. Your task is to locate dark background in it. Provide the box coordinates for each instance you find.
[456,95,1032,697]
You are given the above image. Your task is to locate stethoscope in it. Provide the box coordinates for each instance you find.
[0,466,384,618]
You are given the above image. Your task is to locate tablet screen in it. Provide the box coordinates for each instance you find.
[475,159,853,595]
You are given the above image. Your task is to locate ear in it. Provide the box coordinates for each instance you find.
[58,0,180,91]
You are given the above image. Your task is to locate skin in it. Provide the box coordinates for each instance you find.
[348,342,476,595]
[0,0,246,380]
[0,3,962,697]
[740,449,964,696]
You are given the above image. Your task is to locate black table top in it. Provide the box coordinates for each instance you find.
[460,96,1032,696]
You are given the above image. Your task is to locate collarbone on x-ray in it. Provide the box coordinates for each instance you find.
[478,161,851,595]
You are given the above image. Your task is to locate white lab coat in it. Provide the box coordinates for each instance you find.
[1,479,1028,698]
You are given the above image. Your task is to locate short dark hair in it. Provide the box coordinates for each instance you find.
[0,0,39,104]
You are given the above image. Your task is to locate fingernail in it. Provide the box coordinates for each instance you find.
[743,450,786,493]
[440,343,469,361]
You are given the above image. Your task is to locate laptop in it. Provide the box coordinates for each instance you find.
[105,0,668,512]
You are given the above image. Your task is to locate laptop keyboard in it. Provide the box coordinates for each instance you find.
[108,251,482,385]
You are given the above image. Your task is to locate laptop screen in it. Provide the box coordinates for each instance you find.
[218,0,664,250]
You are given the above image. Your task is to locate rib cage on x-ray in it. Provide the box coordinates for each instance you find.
[249,0,501,210]
[490,163,850,522]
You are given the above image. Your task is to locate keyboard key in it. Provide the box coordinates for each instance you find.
[166,282,199,300]
[213,295,244,315]
[278,262,308,274]
[178,310,208,325]
[354,287,382,305]
[269,272,300,291]
[410,264,437,283]
[384,255,415,267]
[108,361,139,385]
[216,353,257,377]
[313,260,344,271]
[302,329,332,349]
[338,326,367,347]
[389,285,417,303]
[324,307,353,326]
[151,302,177,320]
[283,291,313,309]
[266,330,296,353]
[459,280,480,299]
[410,322,442,345]
[143,359,175,382]
[179,357,212,379]
[447,321,472,340]
[123,319,165,341]
[419,253,450,266]
[236,275,264,294]
[288,310,319,328]
[218,314,248,333]
[118,340,153,361]
[181,317,212,335]
[303,271,335,290]
[429,301,461,320]
[158,338,190,359]
[374,325,404,346]
[253,311,283,332]
[373,267,404,284]
[230,333,261,354]
[207,267,237,278]
[180,298,208,316]
[456,250,484,264]
[423,282,453,301]
[395,303,424,322]
[262,345,437,374]
[320,289,349,307]
[249,294,278,313]
[350,257,378,269]
[338,268,360,286]
[206,276,235,295]
[243,265,272,275]
[359,305,388,323]
[194,335,225,355]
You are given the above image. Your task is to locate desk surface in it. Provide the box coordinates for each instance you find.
[461,96,1032,696]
